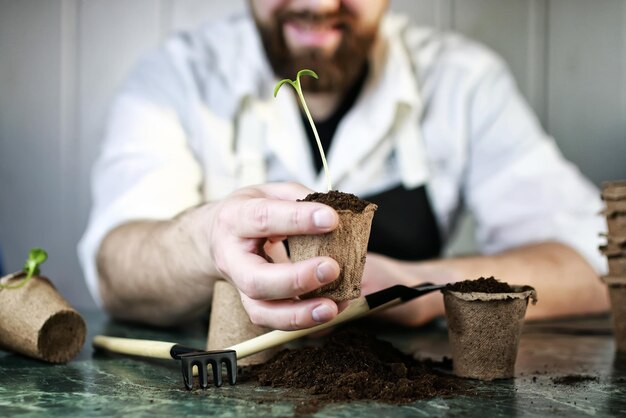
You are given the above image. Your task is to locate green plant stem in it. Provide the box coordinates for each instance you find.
[296,88,332,192]
[0,271,30,289]
[0,248,47,290]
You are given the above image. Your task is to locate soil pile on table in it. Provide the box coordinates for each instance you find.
[244,329,473,408]
[299,190,370,212]
[445,277,515,293]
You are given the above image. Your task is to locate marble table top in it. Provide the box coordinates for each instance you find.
[0,311,625,417]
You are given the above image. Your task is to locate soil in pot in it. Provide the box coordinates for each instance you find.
[442,277,537,381]
[445,276,518,293]
[290,190,377,302]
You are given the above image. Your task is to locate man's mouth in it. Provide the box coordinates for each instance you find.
[283,17,343,50]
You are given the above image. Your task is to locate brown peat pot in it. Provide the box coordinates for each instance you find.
[0,275,86,363]
[443,282,537,380]
[290,191,377,302]
[602,276,626,352]
[207,280,278,365]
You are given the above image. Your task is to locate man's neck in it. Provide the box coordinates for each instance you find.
[300,63,370,122]
[303,92,342,122]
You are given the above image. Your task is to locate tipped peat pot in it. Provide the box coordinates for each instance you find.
[0,275,86,363]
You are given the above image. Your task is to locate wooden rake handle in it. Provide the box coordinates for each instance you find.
[92,297,374,360]
[92,281,443,361]
[92,336,179,359]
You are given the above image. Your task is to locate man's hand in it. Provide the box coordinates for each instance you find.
[98,182,342,328]
[199,183,342,330]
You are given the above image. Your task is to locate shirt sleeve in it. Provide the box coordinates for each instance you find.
[77,63,203,306]
[463,57,607,275]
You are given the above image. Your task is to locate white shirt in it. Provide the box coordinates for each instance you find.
[79,13,607,305]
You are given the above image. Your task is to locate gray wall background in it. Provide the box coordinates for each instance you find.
[1,0,625,309]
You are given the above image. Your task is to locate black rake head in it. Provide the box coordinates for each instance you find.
[179,350,238,390]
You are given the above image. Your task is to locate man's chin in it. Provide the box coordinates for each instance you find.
[256,20,375,93]
[289,47,336,61]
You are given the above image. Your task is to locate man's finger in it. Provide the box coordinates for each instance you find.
[234,198,338,238]
[240,295,339,330]
[253,182,315,201]
[230,252,340,300]
[264,239,289,263]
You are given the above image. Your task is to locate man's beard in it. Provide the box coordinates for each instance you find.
[254,7,378,93]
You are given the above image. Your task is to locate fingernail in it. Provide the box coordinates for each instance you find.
[316,261,336,283]
[312,305,334,323]
[313,209,335,229]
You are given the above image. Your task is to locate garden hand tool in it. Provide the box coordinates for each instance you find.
[93,282,445,390]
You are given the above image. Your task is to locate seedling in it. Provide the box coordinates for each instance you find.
[0,248,48,289]
[274,69,332,192]
[275,70,377,302]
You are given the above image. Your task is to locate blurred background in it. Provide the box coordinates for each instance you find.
[1,0,625,310]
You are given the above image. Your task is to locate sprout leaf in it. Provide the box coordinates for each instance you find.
[0,247,48,290]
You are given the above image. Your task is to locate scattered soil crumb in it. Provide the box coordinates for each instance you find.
[551,375,599,385]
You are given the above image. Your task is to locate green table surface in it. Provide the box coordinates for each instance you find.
[0,311,625,417]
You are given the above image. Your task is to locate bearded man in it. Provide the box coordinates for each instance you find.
[80,0,608,328]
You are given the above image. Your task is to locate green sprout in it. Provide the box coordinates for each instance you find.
[274,69,332,192]
[0,248,48,289]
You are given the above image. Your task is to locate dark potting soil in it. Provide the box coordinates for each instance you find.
[242,329,473,410]
[551,375,599,385]
[300,190,371,212]
[445,276,516,293]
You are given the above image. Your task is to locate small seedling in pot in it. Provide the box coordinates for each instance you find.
[0,247,48,289]
[274,70,377,302]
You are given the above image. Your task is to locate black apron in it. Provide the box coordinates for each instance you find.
[363,184,441,260]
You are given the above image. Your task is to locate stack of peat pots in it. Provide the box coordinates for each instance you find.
[600,180,626,351]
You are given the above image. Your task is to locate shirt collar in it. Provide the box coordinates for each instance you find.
[368,14,422,111]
